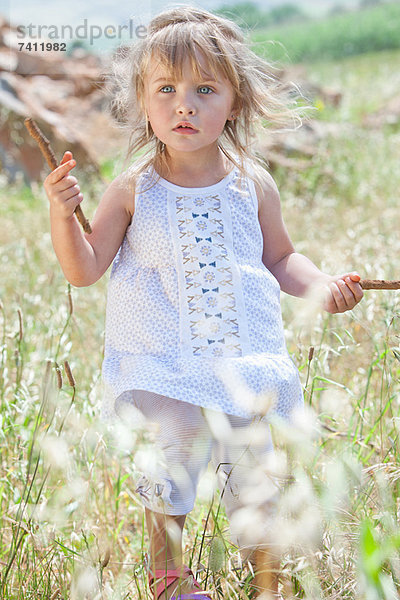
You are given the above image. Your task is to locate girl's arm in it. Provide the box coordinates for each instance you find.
[255,170,363,314]
[44,151,134,287]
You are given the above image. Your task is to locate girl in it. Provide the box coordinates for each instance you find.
[44,6,363,599]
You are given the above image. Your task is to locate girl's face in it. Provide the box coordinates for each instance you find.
[144,51,237,156]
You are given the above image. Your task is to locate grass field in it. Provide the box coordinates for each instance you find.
[250,2,400,63]
[1,48,400,598]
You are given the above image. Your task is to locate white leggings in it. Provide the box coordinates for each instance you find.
[115,390,279,548]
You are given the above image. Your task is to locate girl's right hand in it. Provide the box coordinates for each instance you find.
[44,151,83,221]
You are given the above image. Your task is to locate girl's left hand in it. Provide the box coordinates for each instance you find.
[323,272,364,314]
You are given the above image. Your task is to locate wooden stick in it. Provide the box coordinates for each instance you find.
[24,117,92,234]
[360,279,400,290]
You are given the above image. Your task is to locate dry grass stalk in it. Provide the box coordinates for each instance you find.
[24,117,92,234]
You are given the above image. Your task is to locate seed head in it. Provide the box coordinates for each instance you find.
[101,546,111,568]
[64,360,76,388]
[67,285,73,316]
[54,362,63,389]
[17,307,23,342]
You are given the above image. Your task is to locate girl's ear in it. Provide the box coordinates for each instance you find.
[228,99,242,121]
[228,109,240,121]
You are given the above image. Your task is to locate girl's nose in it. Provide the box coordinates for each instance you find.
[176,104,196,116]
[176,91,196,115]
[177,107,195,115]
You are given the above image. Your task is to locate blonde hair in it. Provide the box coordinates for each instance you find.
[108,5,304,192]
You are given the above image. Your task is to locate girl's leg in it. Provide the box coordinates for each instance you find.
[115,391,212,598]
[208,411,280,598]
[145,508,186,570]
[146,508,190,600]
[252,548,281,600]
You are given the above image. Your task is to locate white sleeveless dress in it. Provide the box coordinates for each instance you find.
[101,162,303,423]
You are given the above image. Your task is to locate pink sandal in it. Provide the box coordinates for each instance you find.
[148,565,212,599]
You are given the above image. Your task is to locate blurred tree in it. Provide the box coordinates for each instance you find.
[269,4,307,24]
[216,2,271,29]
[216,2,307,30]
[329,4,348,15]
[360,0,382,6]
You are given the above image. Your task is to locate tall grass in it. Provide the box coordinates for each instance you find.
[1,49,400,598]
[250,2,400,63]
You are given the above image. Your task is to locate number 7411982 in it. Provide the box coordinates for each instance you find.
[18,42,67,51]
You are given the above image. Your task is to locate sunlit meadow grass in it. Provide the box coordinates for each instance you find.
[1,50,400,599]
[250,3,400,63]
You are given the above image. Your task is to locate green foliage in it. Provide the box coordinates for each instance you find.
[269,3,306,25]
[216,2,268,29]
[359,519,400,598]
[251,2,400,62]
[215,2,307,30]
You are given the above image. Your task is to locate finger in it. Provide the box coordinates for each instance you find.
[332,278,363,312]
[48,159,76,184]
[54,175,79,193]
[329,281,350,313]
[336,278,357,308]
[59,184,81,199]
[344,276,364,302]
[52,189,84,217]
[65,193,83,210]
[60,151,73,165]
[57,186,83,204]
[340,272,361,283]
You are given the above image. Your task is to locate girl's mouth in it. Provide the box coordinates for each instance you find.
[173,126,198,135]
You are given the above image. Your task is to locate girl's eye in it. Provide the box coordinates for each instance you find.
[198,86,213,94]
[159,85,214,94]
